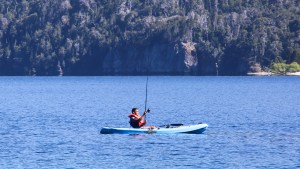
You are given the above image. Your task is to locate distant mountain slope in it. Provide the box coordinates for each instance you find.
[0,0,299,75]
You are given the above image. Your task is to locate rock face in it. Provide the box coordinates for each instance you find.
[99,42,199,75]
[182,42,198,74]
[92,41,219,76]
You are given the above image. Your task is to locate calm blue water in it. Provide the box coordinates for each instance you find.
[0,76,299,168]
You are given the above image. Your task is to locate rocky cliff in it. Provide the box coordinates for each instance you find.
[0,0,299,75]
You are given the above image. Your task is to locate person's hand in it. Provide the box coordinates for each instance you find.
[143,111,147,116]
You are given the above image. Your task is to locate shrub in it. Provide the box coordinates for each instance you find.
[288,62,300,72]
[271,63,288,73]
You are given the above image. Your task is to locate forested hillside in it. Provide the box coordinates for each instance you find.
[0,0,299,75]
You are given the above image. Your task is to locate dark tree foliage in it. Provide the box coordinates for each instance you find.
[0,0,299,75]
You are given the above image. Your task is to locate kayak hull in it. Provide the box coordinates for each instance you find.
[100,123,208,134]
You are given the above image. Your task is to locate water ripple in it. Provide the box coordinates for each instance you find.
[0,76,299,168]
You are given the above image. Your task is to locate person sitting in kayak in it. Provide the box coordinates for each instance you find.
[128,108,149,128]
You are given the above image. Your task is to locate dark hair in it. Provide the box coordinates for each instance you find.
[132,108,138,113]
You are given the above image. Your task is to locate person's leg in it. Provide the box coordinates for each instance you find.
[139,120,147,127]
[141,126,157,129]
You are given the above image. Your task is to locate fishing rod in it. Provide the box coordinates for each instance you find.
[144,75,148,112]
[144,55,150,120]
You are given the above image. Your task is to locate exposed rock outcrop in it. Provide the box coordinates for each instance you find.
[181,42,198,74]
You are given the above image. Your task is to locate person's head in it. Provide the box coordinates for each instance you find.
[132,108,139,115]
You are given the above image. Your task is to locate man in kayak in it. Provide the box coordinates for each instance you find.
[128,108,152,128]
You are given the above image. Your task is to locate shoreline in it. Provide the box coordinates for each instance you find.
[247,72,300,76]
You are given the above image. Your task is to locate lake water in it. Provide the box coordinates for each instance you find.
[0,76,299,168]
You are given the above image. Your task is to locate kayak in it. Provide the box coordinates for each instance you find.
[100,123,208,134]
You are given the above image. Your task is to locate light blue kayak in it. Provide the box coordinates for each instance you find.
[100,123,208,134]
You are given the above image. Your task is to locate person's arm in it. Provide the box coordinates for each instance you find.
[139,111,148,120]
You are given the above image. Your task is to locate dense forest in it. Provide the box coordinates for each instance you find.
[0,0,299,75]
